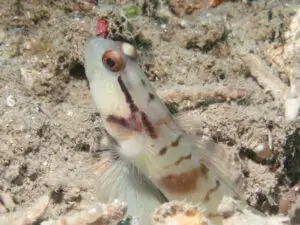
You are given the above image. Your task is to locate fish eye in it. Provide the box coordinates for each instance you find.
[102,50,123,72]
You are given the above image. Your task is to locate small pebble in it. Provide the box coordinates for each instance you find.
[253,143,272,160]
[67,110,74,117]
[218,196,236,218]
[161,24,167,29]
[179,19,187,28]
[6,95,16,107]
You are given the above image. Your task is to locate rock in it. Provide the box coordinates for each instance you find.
[169,0,206,17]
[152,201,212,225]
[218,196,290,225]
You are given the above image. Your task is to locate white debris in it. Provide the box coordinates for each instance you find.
[285,97,300,122]
[179,19,187,28]
[253,143,272,160]
[0,192,15,213]
[67,110,74,117]
[5,95,16,107]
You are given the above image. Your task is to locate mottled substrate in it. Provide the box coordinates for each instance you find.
[0,0,300,225]
[218,196,290,225]
[0,194,127,225]
[0,195,292,225]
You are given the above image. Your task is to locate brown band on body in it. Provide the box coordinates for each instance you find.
[160,163,212,194]
[160,168,200,194]
[140,111,157,138]
[203,180,221,202]
[117,76,139,113]
[174,153,192,166]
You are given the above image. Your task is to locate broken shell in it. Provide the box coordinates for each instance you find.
[120,42,137,58]
[0,192,15,213]
[152,201,212,225]
[253,143,272,160]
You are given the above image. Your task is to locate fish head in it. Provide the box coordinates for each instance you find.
[84,37,174,143]
[84,37,140,125]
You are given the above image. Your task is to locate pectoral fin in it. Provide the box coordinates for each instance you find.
[90,150,167,225]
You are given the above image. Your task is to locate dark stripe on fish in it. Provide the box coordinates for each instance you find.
[171,135,183,147]
[174,154,192,166]
[117,76,139,113]
[140,111,157,139]
[148,93,155,101]
[204,180,221,202]
[158,135,183,156]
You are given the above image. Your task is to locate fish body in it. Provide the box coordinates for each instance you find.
[84,36,239,224]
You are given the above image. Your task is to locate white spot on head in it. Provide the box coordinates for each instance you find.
[121,42,137,58]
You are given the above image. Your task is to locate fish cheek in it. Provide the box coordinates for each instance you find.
[105,120,135,141]
[105,114,142,141]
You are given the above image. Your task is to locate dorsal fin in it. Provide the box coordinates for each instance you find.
[175,111,243,198]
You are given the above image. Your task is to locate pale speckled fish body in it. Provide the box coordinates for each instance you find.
[84,36,239,221]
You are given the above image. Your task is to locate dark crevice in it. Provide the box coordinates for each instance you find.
[69,60,86,80]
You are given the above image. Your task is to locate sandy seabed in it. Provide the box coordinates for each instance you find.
[0,0,299,224]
